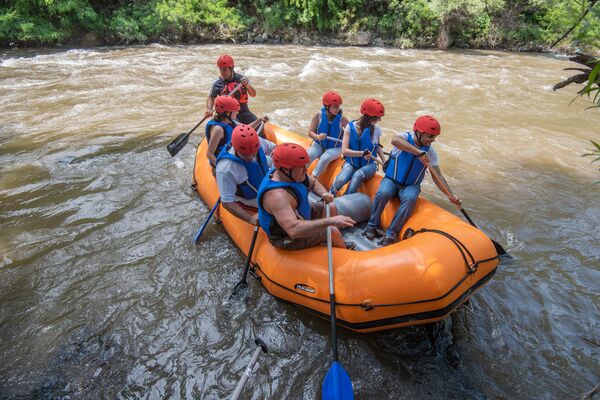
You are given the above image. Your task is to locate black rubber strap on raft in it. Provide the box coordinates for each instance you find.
[413,228,478,273]
[412,228,500,274]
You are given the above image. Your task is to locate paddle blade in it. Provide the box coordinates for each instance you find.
[322,361,354,400]
[229,281,248,300]
[167,132,190,157]
[492,240,510,257]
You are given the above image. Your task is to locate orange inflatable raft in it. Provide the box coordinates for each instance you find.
[193,123,499,333]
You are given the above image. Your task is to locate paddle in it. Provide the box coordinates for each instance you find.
[322,203,354,400]
[230,337,268,400]
[194,197,221,243]
[423,160,509,256]
[231,224,260,296]
[167,82,244,157]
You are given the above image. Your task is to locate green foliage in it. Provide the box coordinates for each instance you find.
[155,0,244,31]
[580,61,600,107]
[107,2,160,44]
[1,0,599,47]
[582,140,600,181]
[0,0,101,44]
[106,0,246,43]
[544,0,600,48]
[383,0,437,44]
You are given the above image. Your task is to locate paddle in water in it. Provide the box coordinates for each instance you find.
[230,337,268,400]
[194,197,221,243]
[423,160,509,256]
[167,82,244,157]
[322,203,354,400]
[230,224,260,297]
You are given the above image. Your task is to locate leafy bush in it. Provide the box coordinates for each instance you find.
[0,0,598,48]
[1,0,101,44]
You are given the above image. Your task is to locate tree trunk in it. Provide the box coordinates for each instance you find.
[436,19,451,49]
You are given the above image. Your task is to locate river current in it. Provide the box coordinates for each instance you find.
[0,44,598,399]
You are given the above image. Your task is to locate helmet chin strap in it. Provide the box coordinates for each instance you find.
[280,167,295,182]
[325,106,334,119]
[415,131,424,147]
[279,167,307,184]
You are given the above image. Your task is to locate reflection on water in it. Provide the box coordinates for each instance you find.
[0,45,598,399]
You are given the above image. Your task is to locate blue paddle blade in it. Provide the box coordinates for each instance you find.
[322,361,354,400]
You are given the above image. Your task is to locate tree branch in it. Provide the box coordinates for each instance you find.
[553,73,590,91]
[551,0,599,48]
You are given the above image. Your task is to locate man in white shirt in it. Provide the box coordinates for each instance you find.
[215,124,275,225]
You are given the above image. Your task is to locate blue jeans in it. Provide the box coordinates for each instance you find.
[367,177,421,239]
[331,162,377,195]
[307,142,342,178]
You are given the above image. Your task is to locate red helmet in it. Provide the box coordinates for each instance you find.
[231,124,260,156]
[414,115,441,136]
[322,91,343,107]
[214,96,240,114]
[360,98,385,117]
[272,143,310,169]
[216,54,234,68]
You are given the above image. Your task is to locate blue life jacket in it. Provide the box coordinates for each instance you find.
[347,121,377,168]
[216,143,270,199]
[316,107,343,150]
[206,120,236,160]
[257,169,312,237]
[385,133,430,185]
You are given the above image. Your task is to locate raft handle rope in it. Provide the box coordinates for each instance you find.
[412,228,480,274]
[410,228,498,273]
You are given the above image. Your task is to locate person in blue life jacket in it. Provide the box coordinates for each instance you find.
[206,95,240,166]
[204,54,258,124]
[206,96,268,167]
[257,143,357,250]
[330,98,387,196]
[216,124,276,225]
[307,91,350,179]
[363,115,462,246]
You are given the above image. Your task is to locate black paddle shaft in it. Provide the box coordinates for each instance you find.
[459,208,478,227]
[460,208,508,256]
[233,225,260,293]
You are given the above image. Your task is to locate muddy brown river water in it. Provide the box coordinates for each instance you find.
[0,44,598,399]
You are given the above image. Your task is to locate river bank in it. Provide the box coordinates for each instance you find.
[3,27,559,53]
[5,0,593,53]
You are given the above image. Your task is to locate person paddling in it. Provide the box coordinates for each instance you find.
[206,95,240,166]
[363,116,462,246]
[330,98,386,196]
[205,54,258,124]
[257,143,356,250]
[216,124,276,225]
[307,91,350,179]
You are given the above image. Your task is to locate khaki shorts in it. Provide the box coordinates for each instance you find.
[269,202,327,250]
